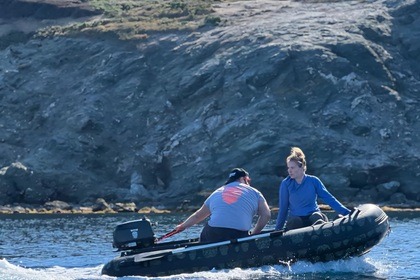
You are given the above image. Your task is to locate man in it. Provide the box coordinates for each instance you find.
[175,168,271,243]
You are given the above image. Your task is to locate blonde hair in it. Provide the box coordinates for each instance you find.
[287,147,307,171]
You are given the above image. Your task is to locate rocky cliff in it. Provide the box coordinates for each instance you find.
[1,0,419,210]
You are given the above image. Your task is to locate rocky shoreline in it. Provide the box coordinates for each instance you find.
[0,199,172,214]
[1,0,419,210]
[1,199,419,215]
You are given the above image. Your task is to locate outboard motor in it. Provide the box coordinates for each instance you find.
[112,217,156,250]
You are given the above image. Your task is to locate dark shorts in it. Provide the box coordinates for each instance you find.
[286,211,328,230]
[200,223,249,243]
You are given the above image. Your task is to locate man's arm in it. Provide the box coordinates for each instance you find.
[175,204,211,232]
[250,199,271,235]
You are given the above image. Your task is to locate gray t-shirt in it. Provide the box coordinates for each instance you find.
[204,182,266,231]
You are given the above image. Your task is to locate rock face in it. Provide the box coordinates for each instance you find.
[1,0,419,209]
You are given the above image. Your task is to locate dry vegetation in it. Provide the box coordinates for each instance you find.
[38,0,231,40]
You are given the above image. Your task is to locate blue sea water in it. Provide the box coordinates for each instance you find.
[0,210,418,280]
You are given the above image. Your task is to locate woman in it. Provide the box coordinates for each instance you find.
[275,147,351,231]
[175,168,271,243]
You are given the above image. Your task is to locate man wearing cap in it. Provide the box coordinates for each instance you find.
[174,168,271,243]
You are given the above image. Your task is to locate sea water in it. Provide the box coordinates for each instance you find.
[0,211,418,280]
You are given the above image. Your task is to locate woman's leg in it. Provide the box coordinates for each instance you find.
[285,216,304,230]
[309,211,328,225]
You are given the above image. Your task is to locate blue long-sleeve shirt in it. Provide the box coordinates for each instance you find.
[275,175,350,230]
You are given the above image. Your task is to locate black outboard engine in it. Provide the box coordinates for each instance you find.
[112,217,156,251]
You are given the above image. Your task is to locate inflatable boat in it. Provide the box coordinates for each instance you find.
[102,203,390,277]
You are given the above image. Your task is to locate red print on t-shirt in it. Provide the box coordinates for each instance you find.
[222,186,243,204]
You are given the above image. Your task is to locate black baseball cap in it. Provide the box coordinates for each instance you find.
[225,168,249,184]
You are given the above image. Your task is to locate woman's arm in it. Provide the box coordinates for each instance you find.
[275,181,289,230]
[315,177,350,215]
